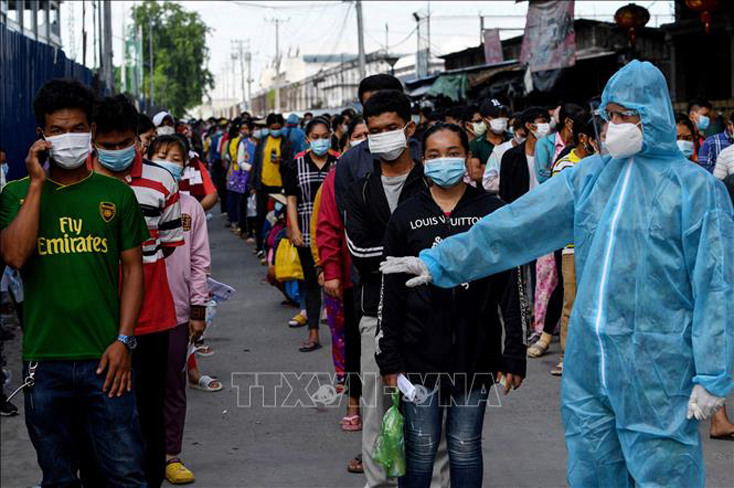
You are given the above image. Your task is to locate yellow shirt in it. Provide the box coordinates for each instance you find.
[261,136,283,187]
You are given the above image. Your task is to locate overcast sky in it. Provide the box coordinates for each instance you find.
[61,1,675,99]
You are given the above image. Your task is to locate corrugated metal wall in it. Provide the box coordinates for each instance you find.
[1,23,94,180]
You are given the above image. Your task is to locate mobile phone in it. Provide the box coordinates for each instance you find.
[37,133,49,165]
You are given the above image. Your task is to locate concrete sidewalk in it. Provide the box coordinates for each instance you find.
[2,212,733,487]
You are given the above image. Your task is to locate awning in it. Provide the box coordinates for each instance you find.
[425,73,469,102]
[407,84,432,98]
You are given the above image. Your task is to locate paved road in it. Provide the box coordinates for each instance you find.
[2,212,734,487]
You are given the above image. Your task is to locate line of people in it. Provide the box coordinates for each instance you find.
[0,78,229,486]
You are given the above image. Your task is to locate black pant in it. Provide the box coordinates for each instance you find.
[343,287,361,399]
[296,246,322,330]
[132,330,170,488]
[255,185,281,252]
[211,158,227,213]
[542,250,565,335]
[238,192,249,233]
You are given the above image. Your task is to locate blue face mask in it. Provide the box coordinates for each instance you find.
[310,138,330,156]
[274,202,284,212]
[270,128,283,138]
[697,115,710,132]
[96,144,136,172]
[424,157,466,188]
[677,140,695,158]
[1,165,8,178]
[152,159,183,181]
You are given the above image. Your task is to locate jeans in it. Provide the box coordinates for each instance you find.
[23,360,146,487]
[226,191,243,225]
[400,387,488,488]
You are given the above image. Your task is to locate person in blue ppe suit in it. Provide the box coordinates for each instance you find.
[380,60,734,487]
[285,113,308,153]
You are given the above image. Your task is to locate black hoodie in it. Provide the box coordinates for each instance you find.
[376,184,526,390]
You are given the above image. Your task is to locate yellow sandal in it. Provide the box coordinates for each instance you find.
[165,458,195,485]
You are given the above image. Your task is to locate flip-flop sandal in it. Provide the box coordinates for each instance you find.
[347,454,363,474]
[298,341,322,352]
[710,432,734,441]
[339,415,362,432]
[189,375,223,392]
[289,314,307,328]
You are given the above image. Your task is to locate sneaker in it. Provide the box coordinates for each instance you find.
[0,399,19,417]
[256,250,265,259]
[165,458,195,484]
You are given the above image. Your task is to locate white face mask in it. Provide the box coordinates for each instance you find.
[46,132,92,169]
[605,121,643,159]
[351,138,366,147]
[513,132,527,145]
[368,125,408,162]
[157,126,175,136]
[472,121,487,136]
[489,118,508,135]
[532,123,551,139]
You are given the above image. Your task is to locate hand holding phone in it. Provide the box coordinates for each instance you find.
[26,139,51,183]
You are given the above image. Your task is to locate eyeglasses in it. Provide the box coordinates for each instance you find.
[604,108,639,121]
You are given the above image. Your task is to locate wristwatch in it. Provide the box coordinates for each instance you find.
[116,334,137,351]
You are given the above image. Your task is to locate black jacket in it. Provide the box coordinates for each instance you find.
[376,185,526,389]
[499,141,530,204]
[344,160,427,316]
[251,135,294,191]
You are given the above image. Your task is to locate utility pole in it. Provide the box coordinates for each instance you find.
[385,23,389,54]
[479,13,484,45]
[121,1,126,93]
[426,1,431,69]
[82,0,87,66]
[97,0,103,72]
[103,0,113,92]
[149,17,154,109]
[231,39,249,106]
[355,0,366,80]
[266,18,289,113]
[245,49,253,111]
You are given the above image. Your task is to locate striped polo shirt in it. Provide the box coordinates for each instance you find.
[125,153,184,334]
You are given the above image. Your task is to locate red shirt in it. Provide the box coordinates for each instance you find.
[126,153,184,334]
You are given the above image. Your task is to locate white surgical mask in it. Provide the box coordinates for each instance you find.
[489,118,508,135]
[46,132,92,169]
[532,123,551,139]
[368,125,408,162]
[157,126,175,136]
[351,137,366,147]
[513,132,527,145]
[605,122,643,159]
[676,140,695,159]
[472,121,487,136]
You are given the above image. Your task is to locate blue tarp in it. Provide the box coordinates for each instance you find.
[1,23,94,180]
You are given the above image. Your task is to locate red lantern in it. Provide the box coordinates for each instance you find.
[685,0,723,35]
[615,3,651,47]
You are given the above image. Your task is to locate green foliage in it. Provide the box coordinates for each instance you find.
[131,1,213,117]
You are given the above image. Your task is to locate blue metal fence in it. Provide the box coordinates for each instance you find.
[1,23,94,180]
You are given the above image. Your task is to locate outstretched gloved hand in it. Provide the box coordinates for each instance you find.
[380,256,432,287]
[686,384,725,421]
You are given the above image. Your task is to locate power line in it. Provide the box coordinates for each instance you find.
[232,1,344,10]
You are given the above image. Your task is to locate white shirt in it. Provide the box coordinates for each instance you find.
[713,144,734,180]
[526,154,539,189]
[482,140,515,193]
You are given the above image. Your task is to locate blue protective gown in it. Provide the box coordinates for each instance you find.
[418,60,734,487]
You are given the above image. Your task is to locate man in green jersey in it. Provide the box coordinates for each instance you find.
[0,79,148,485]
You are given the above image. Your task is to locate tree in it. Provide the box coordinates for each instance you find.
[131,1,213,117]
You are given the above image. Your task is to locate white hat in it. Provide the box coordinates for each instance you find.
[152,111,173,127]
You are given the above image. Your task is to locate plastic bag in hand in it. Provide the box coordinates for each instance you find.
[372,389,406,478]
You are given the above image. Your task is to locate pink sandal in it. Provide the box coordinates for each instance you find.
[339,415,362,432]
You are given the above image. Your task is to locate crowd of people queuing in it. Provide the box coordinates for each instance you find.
[0,59,733,488]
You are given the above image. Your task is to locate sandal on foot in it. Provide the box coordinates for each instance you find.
[710,432,734,441]
[165,458,195,484]
[339,415,362,432]
[288,314,307,328]
[347,454,364,474]
[298,341,322,352]
[189,375,223,392]
[528,339,550,358]
[551,361,563,376]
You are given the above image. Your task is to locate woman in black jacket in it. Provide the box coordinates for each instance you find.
[376,123,527,488]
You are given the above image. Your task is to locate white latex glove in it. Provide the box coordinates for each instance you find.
[686,384,725,421]
[379,256,432,287]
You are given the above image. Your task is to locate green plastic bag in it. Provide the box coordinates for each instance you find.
[372,389,406,478]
